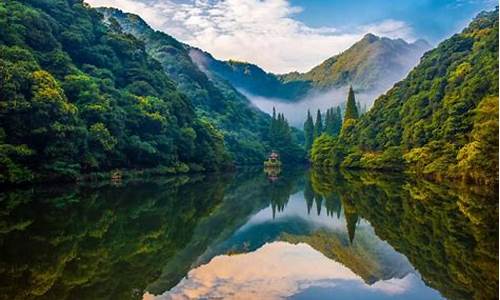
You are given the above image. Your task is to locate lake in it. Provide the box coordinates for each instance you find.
[0,167,497,300]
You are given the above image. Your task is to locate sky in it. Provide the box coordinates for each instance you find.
[85,0,496,73]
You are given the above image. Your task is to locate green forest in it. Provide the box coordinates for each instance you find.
[0,0,497,187]
[0,0,303,184]
[309,9,499,185]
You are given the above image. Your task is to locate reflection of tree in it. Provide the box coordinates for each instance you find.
[0,176,228,300]
[303,173,315,215]
[309,168,498,300]
[266,169,302,219]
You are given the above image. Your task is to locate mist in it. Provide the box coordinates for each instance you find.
[241,52,425,129]
[242,85,383,129]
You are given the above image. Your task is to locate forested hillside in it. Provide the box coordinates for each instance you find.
[99,8,302,164]
[198,34,429,101]
[0,0,233,184]
[281,34,430,91]
[196,54,311,100]
[311,9,499,185]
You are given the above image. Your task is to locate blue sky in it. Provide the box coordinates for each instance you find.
[291,0,497,43]
[86,0,497,73]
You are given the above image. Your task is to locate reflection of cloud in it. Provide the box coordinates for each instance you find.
[148,242,427,300]
[84,0,414,73]
[155,242,359,300]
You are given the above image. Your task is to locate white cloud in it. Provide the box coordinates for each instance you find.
[85,0,415,73]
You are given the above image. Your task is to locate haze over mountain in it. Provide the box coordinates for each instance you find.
[99,7,304,163]
[190,34,430,127]
[197,34,430,100]
[311,9,499,185]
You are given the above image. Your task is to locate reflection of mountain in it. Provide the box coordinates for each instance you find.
[309,168,499,300]
[146,167,304,294]
[199,193,413,286]
[0,167,496,300]
[283,230,413,284]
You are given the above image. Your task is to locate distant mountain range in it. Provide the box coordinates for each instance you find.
[192,34,430,101]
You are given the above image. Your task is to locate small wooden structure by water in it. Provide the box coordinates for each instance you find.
[264,151,282,167]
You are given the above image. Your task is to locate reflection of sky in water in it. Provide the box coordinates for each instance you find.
[146,189,444,300]
[147,242,442,300]
[239,191,370,233]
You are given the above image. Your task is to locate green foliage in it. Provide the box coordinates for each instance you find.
[310,134,338,167]
[308,168,498,300]
[344,86,359,120]
[100,8,304,165]
[0,0,232,184]
[310,9,499,185]
[280,34,430,93]
[202,33,429,101]
[0,175,230,300]
[313,109,323,138]
[324,106,342,137]
[268,109,305,163]
[456,95,498,184]
[303,110,314,152]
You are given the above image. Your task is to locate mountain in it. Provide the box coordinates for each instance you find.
[280,34,431,92]
[311,9,499,185]
[0,0,232,184]
[195,34,430,101]
[193,52,312,100]
[99,8,304,164]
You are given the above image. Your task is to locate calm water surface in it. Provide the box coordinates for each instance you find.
[0,167,497,299]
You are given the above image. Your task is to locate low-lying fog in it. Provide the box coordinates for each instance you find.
[242,86,384,129]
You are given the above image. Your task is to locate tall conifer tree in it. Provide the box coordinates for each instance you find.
[314,109,323,138]
[304,110,314,151]
[344,86,359,120]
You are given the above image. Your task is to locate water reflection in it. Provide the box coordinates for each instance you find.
[0,167,497,300]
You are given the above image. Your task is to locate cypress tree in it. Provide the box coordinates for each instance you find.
[314,109,323,138]
[344,86,359,120]
[333,106,342,135]
[304,110,314,151]
[324,108,333,135]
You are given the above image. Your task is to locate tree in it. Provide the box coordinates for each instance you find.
[344,86,359,120]
[314,109,323,138]
[324,106,342,137]
[333,107,342,135]
[303,110,314,152]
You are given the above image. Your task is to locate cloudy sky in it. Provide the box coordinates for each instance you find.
[85,0,496,73]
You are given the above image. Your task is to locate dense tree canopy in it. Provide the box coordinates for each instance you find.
[311,9,499,185]
[0,0,233,184]
[99,8,296,165]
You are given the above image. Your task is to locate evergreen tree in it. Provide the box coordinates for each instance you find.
[333,107,342,136]
[314,109,323,138]
[344,86,359,120]
[324,108,333,135]
[303,110,314,151]
[323,106,342,137]
[268,109,304,162]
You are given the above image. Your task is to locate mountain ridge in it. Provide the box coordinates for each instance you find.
[194,33,430,101]
[99,7,305,163]
[311,8,499,185]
